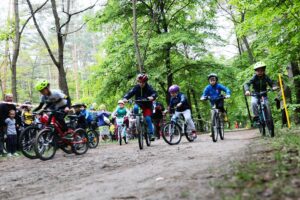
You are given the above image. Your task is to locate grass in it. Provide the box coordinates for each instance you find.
[215,127,300,200]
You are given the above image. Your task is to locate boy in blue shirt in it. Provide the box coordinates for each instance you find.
[200,73,231,113]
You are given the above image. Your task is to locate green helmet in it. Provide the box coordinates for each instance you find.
[253,61,266,70]
[35,80,49,91]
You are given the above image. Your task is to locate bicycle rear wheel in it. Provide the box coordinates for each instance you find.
[162,122,182,145]
[19,126,39,159]
[35,129,57,161]
[219,114,225,140]
[211,112,218,142]
[72,128,89,155]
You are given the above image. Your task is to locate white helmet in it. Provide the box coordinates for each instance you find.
[253,61,266,70]
[118,100,124,104]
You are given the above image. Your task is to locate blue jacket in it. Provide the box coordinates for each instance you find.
[96,111,111,126]
[201,83,231,105]
[80,109,93,123]
[169,92,190,113]
[123,83,158,108]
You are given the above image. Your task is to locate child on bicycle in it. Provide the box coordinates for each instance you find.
[21,101,34,127]
[123,73,158,141]
[168,85,197,139]
[244,62,277,122]
[33,80,72,139]
[200,73,231,113]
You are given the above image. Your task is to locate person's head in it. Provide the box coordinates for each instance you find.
[137,73,148,88]
[35,79,50,96]
[168,85,180,98]
[118,100,125,108]
[22,101,32,111]
[208,73,218,86]
[80,104,87,111]
[5,94,13,102]
[253,61,266,77]
[8,110,16,118]
[99,104,106,111]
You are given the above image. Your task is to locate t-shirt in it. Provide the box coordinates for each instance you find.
[5,118,17,135]
[40,89,68,110]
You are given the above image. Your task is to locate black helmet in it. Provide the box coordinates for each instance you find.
[208,73,218,81]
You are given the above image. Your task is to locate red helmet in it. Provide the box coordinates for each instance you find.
[137,73,148,83]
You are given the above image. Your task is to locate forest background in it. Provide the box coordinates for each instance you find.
[1,0,300,128]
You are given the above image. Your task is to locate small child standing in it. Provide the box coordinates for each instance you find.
[5,110,18,157]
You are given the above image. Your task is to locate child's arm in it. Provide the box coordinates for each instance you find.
[219,84,231,97]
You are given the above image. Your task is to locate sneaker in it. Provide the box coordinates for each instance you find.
[192,130,197,139]
[64,133,73,140]
[7,153,13,157]
[150,133,155,141]
[13,153,19,156]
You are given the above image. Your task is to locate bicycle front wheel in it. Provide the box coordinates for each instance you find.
[19,126,40,159]
[34,129,57,161]
[263,107,275,137]
[87,129,99,148]
[144,124,151,147]
[211,112,218,142]
[118,126,122,146]
[162,122,182,145]
[136,117,144,150]
[219,115,225,140]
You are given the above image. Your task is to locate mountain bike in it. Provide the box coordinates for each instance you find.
[34,110,89,161]
[202,96,227,142]
[250,90,275,137]
[115,117,128,145]
[128,99,152,150]
[161,111,195,145]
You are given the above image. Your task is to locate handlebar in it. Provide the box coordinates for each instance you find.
[249,89,273,97]
[201,95,227,101]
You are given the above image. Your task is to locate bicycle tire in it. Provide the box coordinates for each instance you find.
[19,126,39,159]
[34,128,57,161]
[72,128,89,155]
[219,114,225,140]
[136,117,144,150]
[144,124,151,147]
[211,111,218,142]
[87,129,99,148]
[118,126,122,146]
[162,122,182,145]
[263,107,275,137]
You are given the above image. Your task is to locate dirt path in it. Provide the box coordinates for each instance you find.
[0,129,259,200]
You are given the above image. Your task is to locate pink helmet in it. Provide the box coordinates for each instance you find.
[168,85,180,93]
[137,73,148,83]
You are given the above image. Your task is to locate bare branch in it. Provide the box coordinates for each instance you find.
[169,1,191,22]
[60,0,99,32]
[26,0,59,66]
[62,22,87,36]
[20,0,49,35]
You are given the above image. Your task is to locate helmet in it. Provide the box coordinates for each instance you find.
[253,61,266,70]
[168,85,180,93]
[35,80,49,91]
[137,73,148,83]
[208,73,218,81]
[99,104,106,110]
[118,100,124,105]
[24,101,31,105]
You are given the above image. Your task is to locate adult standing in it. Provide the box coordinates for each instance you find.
[0,94,17,156]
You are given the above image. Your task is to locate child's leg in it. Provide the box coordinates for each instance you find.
[12,135,17,154]
[251,97,259,116]
[6,135,13,154]
[182,109,196,132]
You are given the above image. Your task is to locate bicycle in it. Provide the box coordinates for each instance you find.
[34,110,89,161]
[115,116,128,145]
[202,96,227,142]
[128,99,152,150]
[161,109,195,145]
[250,90,275,137]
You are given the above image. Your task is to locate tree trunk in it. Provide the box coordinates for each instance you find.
[291,61,300,124]
[191,88,203,131]
[242,36,255,64]
[11,0,21,102]
[132,0,144,72]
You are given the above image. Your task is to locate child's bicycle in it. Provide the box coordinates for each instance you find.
[161,108,195,145]
[115,116,128,145]
[250,90,275,137]
[34,110,89,161]
[202,96,227,142]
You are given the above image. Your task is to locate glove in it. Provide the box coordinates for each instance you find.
[225,95,230,99]
[200,96,207,100]
[245,91,250,96]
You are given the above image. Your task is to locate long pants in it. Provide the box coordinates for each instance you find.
[152,118,162,138]
[171,109,196,132]
[251,96,271,117]
[133,104,154,134]
[6,135,17,154]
